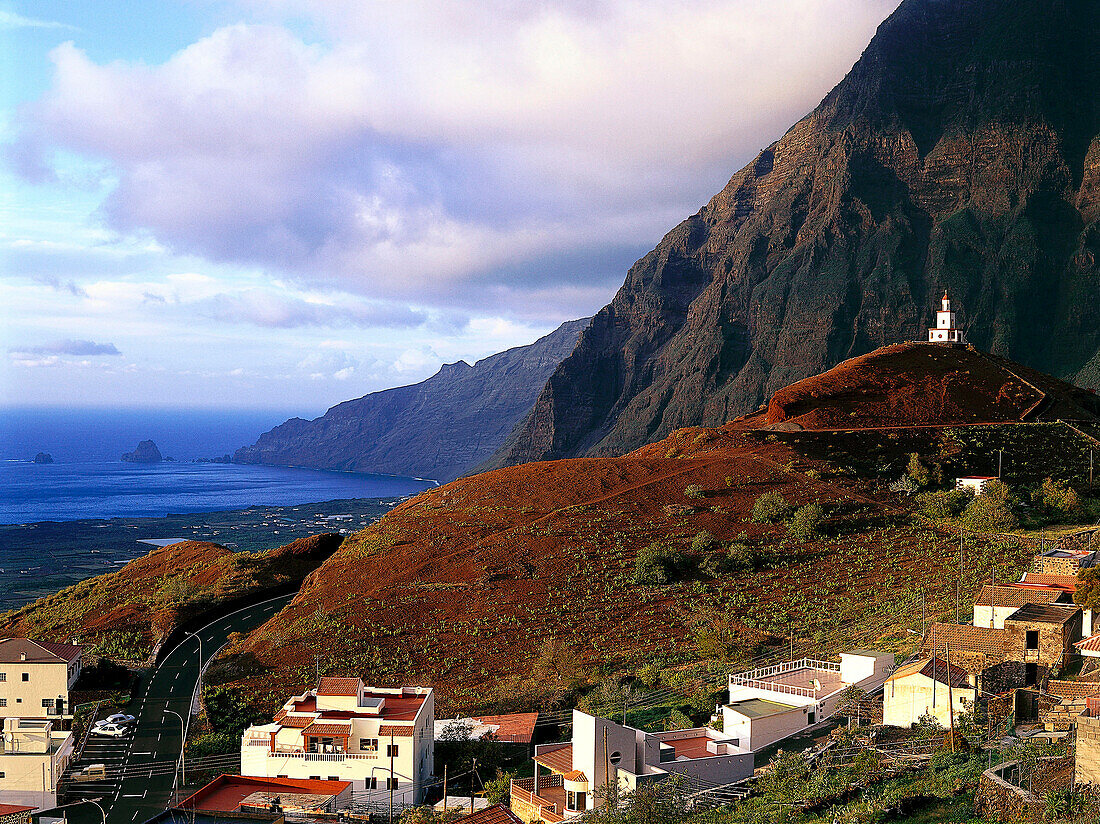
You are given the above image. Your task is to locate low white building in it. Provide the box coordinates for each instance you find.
[955,476,995,495]
[883,657,975,729]
[511,711,751,823]
[0,638,83,719]
[0,717,74,809]
[241,679,433,809]
[973,585,1065,630]
[721,651,894,752]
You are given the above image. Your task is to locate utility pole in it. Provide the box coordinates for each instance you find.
[389,732,395,824]
[922,589,926,635]
[604,727,611,812]
[946,643,956,753]
[442,764,448,812]
[957,528,963,625]
[998,449,1003,479]
[1090,449,1094,489]
[470,758,477,813]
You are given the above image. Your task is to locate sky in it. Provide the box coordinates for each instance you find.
[1,0,899,415]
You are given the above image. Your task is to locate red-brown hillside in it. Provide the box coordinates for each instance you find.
[764,343,1100,431]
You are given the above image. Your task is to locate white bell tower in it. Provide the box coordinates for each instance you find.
[928,290,964,343]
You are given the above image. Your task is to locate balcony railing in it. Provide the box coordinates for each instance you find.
[729,657,840,698]
[511,776,564,823]
[266,750,377,762]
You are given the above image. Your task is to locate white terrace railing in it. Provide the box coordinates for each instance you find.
[729,658,842,699]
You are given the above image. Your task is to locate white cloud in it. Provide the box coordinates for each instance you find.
[0,10,75,30]
[11,0,899,312]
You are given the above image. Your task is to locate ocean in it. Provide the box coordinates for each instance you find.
[0,407,436,523]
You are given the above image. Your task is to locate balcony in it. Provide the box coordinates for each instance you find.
[512,775,565,823]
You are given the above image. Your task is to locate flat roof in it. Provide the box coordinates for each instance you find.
[726,698,799,719]
[1005,604,1080,625]
[180,775,351,813]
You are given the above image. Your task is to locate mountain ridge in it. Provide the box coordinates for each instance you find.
[234,318,589,481]
[487,0,1100,470]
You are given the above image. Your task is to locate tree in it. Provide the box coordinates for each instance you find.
[751,491,794,523]
[837,685,866,728]
[1075,567,1100,611]
[691,530,716,553]
[725,542,755,572]
[961,479,1017,531]
[484,769,515,805]
[635,542,676,584]
[906,453,941,488]
[1035,477,1082,520]
[915,488,971,518]
[786,503,825,541]
[400,807,463,824]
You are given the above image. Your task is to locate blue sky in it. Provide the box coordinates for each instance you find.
[1,0,898,413]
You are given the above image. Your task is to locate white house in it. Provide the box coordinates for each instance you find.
[511,711,751,823]
[928,290,965,343]
[973,585,1065,630]
[0,717,74,809]
[721,651,894,752]
[883,657,975,729]
[0,638,83,719]
[241,679,433,809]
[955,476,995,495]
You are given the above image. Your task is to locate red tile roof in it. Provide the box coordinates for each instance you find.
[458,804,524,824]
[1077,635,1100,654]
[0,638,82,663]
[273,710,287,723]
[471,713,538,743]
[305,723,352,736]
[974,586,1064,608]
[534,743,573,773]
[888,657,970,688]
[316,677,361,696]
[1019,573,1078,592]
[921,623,1010,657]
[281,715,315,728]
[179,775,351,813]
[1047,679,1100,699]
[0,806,35,816]
[379,724,414,737]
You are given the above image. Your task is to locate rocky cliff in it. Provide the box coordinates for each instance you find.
[489,0,1100,469]
[234,318,589,481]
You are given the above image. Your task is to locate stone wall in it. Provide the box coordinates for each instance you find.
[1077,713,1100,785]
[975,760,1039,822]
[1004,612,1081,670]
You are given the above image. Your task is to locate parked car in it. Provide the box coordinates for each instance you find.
[103,713,136,726]
[72,764,107,782]
[90,723,129,737]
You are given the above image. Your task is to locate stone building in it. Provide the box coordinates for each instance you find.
[1032,548,1097,577]
[972,586,1065,630]
[1075,698,1100,785]
[1002,604,1082,683]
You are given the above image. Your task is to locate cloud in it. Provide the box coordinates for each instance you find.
[0,11,75,30]
[10,338,121,356]
[194,289,429,329]
[10,1,898,313]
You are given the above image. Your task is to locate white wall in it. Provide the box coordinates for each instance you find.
[722,704,810,751]
[883,674,975,729]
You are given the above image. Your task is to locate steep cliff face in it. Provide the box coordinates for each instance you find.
[234,318,589,481]
[490,0,1100,468]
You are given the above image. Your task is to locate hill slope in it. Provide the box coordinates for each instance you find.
[490,0,1100,469]
[234,318,588,482]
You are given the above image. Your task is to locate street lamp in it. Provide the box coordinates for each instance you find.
[86,799,107,824]
[166,708,186,795]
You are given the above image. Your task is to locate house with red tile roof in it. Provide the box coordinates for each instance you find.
[0,805,34,824]
[241,680,433,810]
[511,711,750,823]
[435,713,538,744]
[0,638,83,720]
[179,775,352,815]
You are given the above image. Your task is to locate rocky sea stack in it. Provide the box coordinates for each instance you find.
[121,440,163,463]
[32,452,53,464]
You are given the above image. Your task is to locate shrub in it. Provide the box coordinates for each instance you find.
[634,542,685,585]
[915,488,971,518]
[889,475,920,495]
[684,484,705,499]
[691,530,716,553]
[663,709,693,731]
[787,503,825,541]
[751,491,794,523]
[1035,477,1082,520]
[635,662,659,689]
[725,542,755,571]
[906,453,941,488]
[960,479,1017,531]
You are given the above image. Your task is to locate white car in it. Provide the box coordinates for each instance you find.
[90,723,129,738]
[99,713,136,727]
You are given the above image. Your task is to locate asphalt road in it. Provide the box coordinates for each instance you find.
[61,594,291,824]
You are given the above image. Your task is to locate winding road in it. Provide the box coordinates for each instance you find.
[63,594,291,824]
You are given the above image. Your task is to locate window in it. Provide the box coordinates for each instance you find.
[567,791,587,812]
[387,743,399,757]
[365,777,378,789]
[386,777,400,789]
[360,737,378,752]
[277,775,288,779]
[0,673,6,681]
[328,775,340,782]
[0,699,6,707]
[608,750,621,766]
[309,775,321,781]
[42,699,53,708]
[0,771,5,778]
[1026,630,1039,650]
[20,673,28,682]
[808,711,816,725]
[15,698,21,704]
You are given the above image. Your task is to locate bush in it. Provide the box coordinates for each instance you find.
[915,488,972,518]
[635,662,659,689]
[906,453,942,488]
[787,503,825,541]
[751,491,794,523]
[960,479,1017,531]
[634,542,685,585]
[691,530,716,553]
[663,709,693,731]
[726,542,755,571]
[684,484,705,499]
[1035,477,1082,520]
